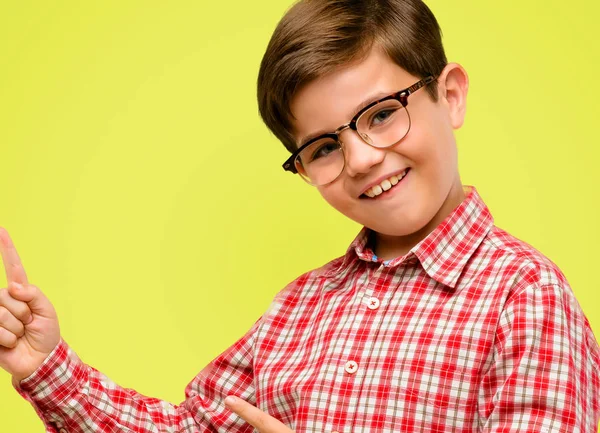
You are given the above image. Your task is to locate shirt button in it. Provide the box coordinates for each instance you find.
[367,297,380,310]
[344,360,358,374]
[59,429,68,433]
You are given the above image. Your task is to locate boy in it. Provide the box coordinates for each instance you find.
[1,0,599,432]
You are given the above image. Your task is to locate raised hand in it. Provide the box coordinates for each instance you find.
[0,227,60,382]
[225,396,295,433]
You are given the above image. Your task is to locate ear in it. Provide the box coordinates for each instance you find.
[436,63,469,129]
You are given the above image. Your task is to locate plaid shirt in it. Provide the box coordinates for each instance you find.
[15,186,600,433]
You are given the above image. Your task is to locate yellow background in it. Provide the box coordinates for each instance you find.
[1,1,599,430]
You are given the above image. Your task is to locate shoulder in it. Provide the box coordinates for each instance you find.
[482,226,600,359]
[471,224,591,326]
[485,225,600,347]
[483,225,570,291]
[261,254,347,318]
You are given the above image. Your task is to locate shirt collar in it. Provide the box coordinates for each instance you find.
[336,185,494,289]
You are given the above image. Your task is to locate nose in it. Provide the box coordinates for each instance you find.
[341,129,386,177]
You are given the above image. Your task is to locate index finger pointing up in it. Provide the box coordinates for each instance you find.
[0,227,29,286]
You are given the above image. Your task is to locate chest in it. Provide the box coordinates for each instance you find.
[254,272,500,432]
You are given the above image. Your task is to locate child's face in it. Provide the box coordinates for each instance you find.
[289,47,468,237]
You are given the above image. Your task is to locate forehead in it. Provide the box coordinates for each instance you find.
[289,48,419,142]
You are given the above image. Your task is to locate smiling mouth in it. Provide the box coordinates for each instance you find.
[360,168,411,199]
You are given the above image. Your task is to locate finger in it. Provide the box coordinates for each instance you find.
[7,283,51,315]
[0,228,29,287]
[224,396,294,433]
[0,286,33,324]
[0,306,25,338]
[0,326,18,349]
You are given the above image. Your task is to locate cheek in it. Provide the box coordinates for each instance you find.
[316,182,353,212]
[409,110,457,170]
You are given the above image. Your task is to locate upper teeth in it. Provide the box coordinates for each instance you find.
[364,169,408,198]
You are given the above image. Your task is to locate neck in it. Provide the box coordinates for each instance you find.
[371,182,468,261]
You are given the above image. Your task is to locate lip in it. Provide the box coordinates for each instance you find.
[358,168,411,197]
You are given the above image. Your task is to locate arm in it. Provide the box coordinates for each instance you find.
[478,283,600,432]
[14,321,260,433]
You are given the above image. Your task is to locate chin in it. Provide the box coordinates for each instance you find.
[369,222,428,237]
[364,207,439,237]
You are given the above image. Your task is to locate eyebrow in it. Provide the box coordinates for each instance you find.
[297,90,392,147]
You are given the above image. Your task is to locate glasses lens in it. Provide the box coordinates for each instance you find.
[295,138,344,186]
[356,99,410,148]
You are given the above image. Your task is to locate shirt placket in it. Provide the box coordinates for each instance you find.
[333,262,399,432]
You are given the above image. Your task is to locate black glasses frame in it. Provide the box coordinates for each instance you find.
[282,75,435,174]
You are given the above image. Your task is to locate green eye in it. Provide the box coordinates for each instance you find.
[371,109,397,126]
[311,142,341,161]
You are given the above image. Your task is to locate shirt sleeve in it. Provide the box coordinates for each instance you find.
[478,283,600,432]
[13,318,262,433]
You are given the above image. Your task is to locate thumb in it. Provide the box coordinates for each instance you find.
[8,283,53,315]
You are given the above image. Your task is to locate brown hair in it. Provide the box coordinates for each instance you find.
[257,0,448,153]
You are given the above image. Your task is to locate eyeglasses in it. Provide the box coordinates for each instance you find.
[282,76,435,186]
